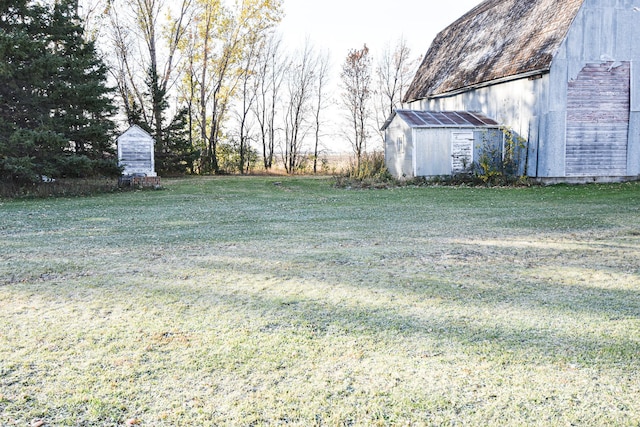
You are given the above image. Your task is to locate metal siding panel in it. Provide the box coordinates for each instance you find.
[634,12,640,60]
[565,11,583,62]
[527,116,540,177]
[601,6,616,56]
[614,9,633,58]
[536,114,550,177]
[405,123,415,178]
[546,111,568,177]
[410,129,417,178]
[582,10,601,60]
[550,60,569,111]
[384,116,410,178]
[632,61,640,112]
[628,112,640,175]
[474,128,503,168]
[629,0,640,60]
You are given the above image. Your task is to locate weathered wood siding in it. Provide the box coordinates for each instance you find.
[117,125,157,177]
[451,131,474,173]
[566,62,630,176]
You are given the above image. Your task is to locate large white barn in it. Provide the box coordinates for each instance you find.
[385,0,640,182]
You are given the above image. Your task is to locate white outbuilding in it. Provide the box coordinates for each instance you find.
[382,110,502,179]
[117,125,157,177]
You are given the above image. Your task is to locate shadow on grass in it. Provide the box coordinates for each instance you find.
[19,254,637,371]
[150,272,640,368]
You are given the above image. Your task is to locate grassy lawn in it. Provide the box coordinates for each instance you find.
[1,177,639,426]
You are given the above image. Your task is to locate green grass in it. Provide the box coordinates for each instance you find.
[1,177,639,426]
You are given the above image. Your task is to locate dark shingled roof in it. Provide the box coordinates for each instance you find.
[381,110,499,130]
[404,0,585,102]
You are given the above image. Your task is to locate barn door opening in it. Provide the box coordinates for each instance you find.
[451,131,474,173]
[566,62,630,176]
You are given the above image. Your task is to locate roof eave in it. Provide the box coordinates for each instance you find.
[409,124,501,129]
[380,111,397,131]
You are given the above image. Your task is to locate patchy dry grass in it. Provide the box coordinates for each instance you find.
[1,177,639,426]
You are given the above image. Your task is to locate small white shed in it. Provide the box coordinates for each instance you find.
[383,110,502,179]
[117,125,157,177]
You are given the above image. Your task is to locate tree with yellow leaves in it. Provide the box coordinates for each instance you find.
[180,0,283,174]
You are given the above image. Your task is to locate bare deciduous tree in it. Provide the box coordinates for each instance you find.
[374,37,416,142]
[282,39,318,174]
[312,49,330,174]
[235,31,263,174]
[341,44,372,171]
[254,32,287,171]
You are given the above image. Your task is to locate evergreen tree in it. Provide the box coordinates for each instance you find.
[0,0,118,183]
[155,107,200,176]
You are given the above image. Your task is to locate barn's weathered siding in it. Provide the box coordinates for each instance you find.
[565,62,630,176]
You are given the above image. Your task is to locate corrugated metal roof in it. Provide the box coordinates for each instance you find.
[404,0,585,102]
[386,110,499,129]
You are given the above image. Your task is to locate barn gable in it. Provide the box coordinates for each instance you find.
[404,0,585,102]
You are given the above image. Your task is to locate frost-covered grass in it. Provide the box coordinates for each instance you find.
[1,177,639,426]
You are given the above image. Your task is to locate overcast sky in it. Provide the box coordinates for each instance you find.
[279,0,485,59]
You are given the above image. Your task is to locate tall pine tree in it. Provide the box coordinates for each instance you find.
[0,0,118,183]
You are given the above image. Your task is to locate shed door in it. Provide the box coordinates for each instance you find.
[414,130,450,176]
[451,131,474,174]
[566,62,630,176]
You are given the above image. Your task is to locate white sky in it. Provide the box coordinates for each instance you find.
[279,0,485,59]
